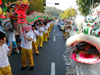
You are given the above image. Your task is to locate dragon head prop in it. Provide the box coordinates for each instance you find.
[66,15,100,64]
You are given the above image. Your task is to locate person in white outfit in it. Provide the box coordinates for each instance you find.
[31,24,39,55]
[8,28,19,53]
[43,22,48,43]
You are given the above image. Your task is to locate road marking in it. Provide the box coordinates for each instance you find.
[53,36,56,41]
[51,62,55,75]
[54,29,55,32]
[55,34,60,35]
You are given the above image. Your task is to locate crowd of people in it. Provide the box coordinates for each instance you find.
[0,20,54,75]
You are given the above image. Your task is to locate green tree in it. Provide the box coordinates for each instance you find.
[76,0,100,16]
[2,0,17,4]
[45,7,63,17]
[2,0,46,14]
[28,0,45,13]
[59,7,77,19]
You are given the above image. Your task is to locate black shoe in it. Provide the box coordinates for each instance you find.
[21,66,27,71]
[45,42,47,43]
[48,38,50,39]
[36,53,39,55]
[40,47,43,48]
[30,66,34,70]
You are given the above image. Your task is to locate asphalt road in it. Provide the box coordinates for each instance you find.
[9,23,66,75]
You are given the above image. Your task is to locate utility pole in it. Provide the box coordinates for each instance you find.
[92,0,94,9]
[90,0,91,9]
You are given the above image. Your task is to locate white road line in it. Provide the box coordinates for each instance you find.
[53,36,56,41]
[55,34,60,35]
[51,62,55,75]
[54,29,55,32]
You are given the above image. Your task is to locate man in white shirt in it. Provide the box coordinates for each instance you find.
[31,24,39,55]
[37,22,44,48]
[0,31,12,75]
[18,25,34,70]
[43,22,48,43]
[8,28,19,53]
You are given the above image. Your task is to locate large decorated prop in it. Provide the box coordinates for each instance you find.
[2,0,53,43]
[63,15,100,75]
[0,0,53,43]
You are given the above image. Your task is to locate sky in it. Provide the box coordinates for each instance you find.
[46,0,78,11]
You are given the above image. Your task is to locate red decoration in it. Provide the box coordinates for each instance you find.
[87,24,89,26]
[74,28,76,31]
[84,19,86,21]
[94,22,97,24]
[91,26,93,28]
[98,31,100,35]
[0,0,2,5]
[0,15,6,19]
[15,3,29,24]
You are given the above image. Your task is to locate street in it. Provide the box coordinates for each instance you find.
[9,23,66,75]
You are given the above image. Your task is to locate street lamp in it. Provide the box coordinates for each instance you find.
[43,3,59,6]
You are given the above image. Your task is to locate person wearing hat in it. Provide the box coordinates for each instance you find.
[0,31,12,75]
[18,25,34,70]
[31,24,39,55]
[8,28,19,53]
[43,22,48,43]
[37,22,44,48]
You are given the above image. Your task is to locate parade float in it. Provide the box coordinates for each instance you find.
[63,14,100,75]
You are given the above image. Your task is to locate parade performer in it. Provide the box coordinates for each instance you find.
[64,22,72,40]
[49,21,52,32]
[0,31,12,75]
[31,24,39,55]
[43,22,48,43]
[8,28,19,53]
[47,21,50,39]
[51,20,54,29]
[37,22,44,48]
[18,25,34,70]
[63,15,100,75]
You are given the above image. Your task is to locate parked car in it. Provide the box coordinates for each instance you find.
[57,20,61,27]
[59,22,65,31]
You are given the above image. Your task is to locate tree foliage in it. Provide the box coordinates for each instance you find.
[28,0,45,13]
[45,7,63,17]
[2,0,46,14]
[59,7,77,19]
[76,0,100,16]
[2,0,17,4]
